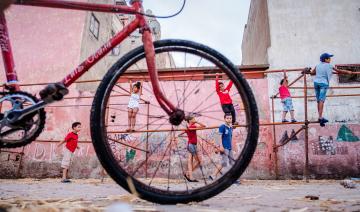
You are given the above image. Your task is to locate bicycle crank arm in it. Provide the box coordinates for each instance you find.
[6,100,47,124]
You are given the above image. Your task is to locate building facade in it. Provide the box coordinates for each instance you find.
[242,0,360,179]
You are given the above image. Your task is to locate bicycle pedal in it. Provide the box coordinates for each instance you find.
[40,83,69,103]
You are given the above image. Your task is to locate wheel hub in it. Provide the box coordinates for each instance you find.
[169,109,185,126]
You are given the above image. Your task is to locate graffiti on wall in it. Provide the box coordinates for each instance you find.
[311,136,349,155]
[337,125,359,142]
[278,129,299,145]
[22,142,95,162]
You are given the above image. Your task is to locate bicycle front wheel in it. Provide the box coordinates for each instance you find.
[91,39,259,204]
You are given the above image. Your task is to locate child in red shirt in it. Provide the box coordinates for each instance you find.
[57,122,81,183]
[179,115,206,182]
[279,77,296,123]
[215,73,237,125]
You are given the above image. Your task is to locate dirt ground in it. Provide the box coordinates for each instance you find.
[0,178,359,212]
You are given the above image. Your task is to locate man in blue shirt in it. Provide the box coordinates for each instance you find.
[309,53,353,126]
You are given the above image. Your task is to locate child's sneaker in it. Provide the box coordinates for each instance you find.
[318,118,328,127]
[282,119,289,123]
[291,119,297,123]
[233,180,241,185]
[61,179,71,183]
[321,118,329,123]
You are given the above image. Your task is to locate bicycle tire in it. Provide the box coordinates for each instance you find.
[91,39,259,204]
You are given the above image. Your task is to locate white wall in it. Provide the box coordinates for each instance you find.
[266,0,360,123]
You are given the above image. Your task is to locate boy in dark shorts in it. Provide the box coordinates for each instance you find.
[216,73,238,125]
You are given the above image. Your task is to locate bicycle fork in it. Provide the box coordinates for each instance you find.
[141,21,185,125]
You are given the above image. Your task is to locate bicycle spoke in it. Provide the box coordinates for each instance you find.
[194,92,240,114]
[167,131,173,191]
[190,88,217,113]
[198,136,223,176]
[121,118,171,151]
[107,137,148,153]
[167,52,181,108]
[135,116,169,131]
[178,79,204,109]
[108,107,159,118]
[198,134,236,163]
[130,132,171,176]
[149,137,172,186]
[178,56,204,110]
[175,135,189,192]
[197,141,207,186]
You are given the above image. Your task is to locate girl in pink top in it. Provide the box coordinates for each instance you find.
[279,77,296,123]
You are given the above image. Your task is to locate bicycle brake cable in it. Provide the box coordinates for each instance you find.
[135,0,186,19]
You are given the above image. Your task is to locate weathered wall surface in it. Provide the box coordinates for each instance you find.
[0,4,86,84]
[2,77,358,179]
[241,0,360,179]
[266,0,360,122]
[0,78,274,179]
[241,0,270,66]
[265,0,360,179]
[276,124,360,179]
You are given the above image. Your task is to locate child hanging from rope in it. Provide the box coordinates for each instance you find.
[215,73,238,125]
[179,115,206,182]
[279,72,297,123]
[127,80,142,132]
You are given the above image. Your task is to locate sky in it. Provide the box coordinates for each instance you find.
[143,0,251,65]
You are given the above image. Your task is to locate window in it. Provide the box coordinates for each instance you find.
[337,65,360,83]
[111,31,121,56]
[114,0,127,5]
[89,13,100,39]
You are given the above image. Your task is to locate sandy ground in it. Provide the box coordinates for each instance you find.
[0,178,360,212]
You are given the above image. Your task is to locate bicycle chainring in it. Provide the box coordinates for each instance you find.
[0,91,46,148]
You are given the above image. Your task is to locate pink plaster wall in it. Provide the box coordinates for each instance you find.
[0,5,86,84]
[276,124,360,179]
[1,77,359,179]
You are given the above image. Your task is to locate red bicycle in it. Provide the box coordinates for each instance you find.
[0,0,259,204]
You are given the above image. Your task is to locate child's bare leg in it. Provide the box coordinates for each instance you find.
[282,111,287,120]
[131,108,139,130]
[62,168,68,180]
[213,164,223,178]
[192,154,202,171]
[127,109,132,131]
[318,101,324,118]
[290,110,295,120]
[187,153,194,179]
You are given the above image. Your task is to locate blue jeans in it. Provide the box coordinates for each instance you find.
[314,82,329,102]
[281,97,294,112]
[187,143,197,155]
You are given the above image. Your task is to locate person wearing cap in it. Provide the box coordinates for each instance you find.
[308,53,353,127]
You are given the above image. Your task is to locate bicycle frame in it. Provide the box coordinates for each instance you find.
[0,0,176,119]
